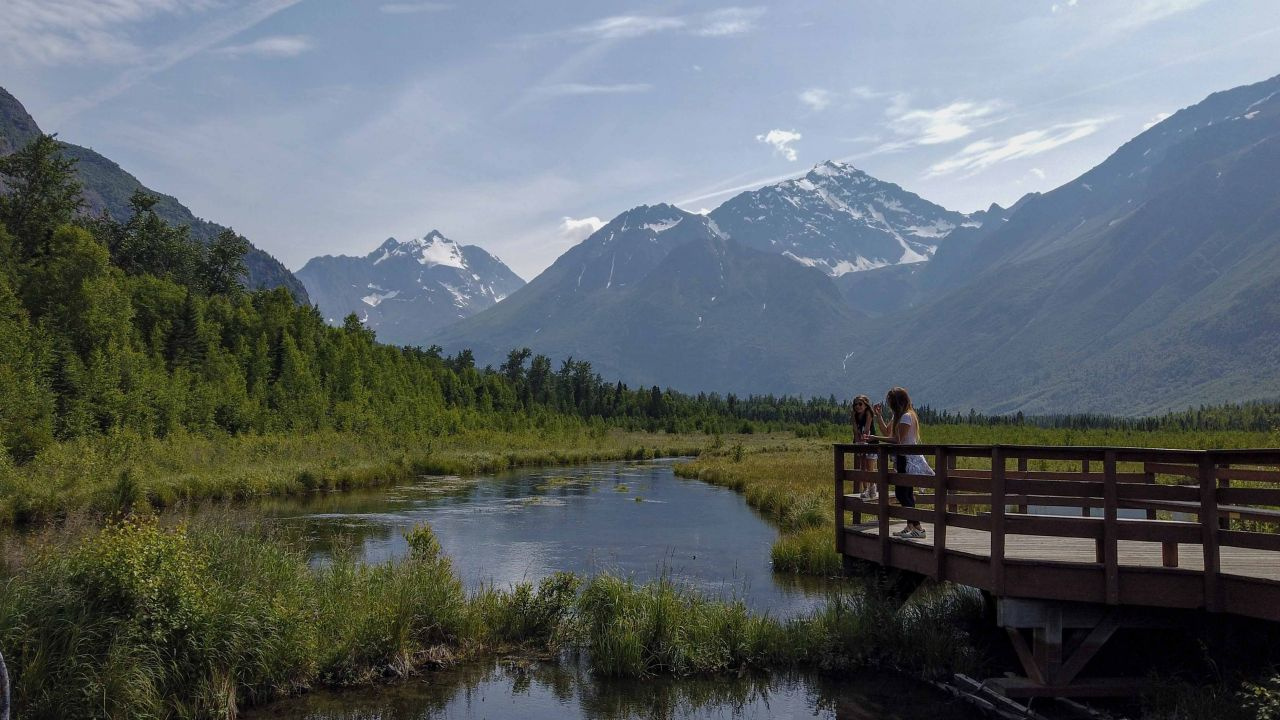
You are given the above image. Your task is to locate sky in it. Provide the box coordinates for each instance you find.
[4,1,1280,280]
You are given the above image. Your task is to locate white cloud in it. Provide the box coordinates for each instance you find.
[694,7,767,37]
[1061,0,1214,56]
[1142,111,1172,130]
[1,0,220,66]
[216,34,313,58]
[799,88,832,112]
[378,2,451,13]
[756,129,802,161]
[1110,0,1211,32]
[44,0,306,123]
[570,14,686,40]
[850,85,891,101]
[925,118,1108,178]
[1030,167,1046,179]
[559,216,606,244]
[886,100,1003,147]
[553,6,764,43]
[534,83,653,96]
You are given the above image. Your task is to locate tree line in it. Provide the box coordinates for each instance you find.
[2,133,1273,465]
[0,134,863,463]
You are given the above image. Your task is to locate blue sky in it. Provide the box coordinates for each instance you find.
[5,1,1280,278]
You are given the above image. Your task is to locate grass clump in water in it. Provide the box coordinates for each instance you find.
[469,572,581,650]
[577,575,787,677]
[771,525,842,576]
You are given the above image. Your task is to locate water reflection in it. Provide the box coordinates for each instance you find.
[246,660,980,720]
[225,460,829,616]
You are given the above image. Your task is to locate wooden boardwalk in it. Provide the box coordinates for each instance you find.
[833,443,1280,696]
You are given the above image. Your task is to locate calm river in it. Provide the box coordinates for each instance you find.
[235,459,979,720]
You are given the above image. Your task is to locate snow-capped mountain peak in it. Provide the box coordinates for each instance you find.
[708,161,970,276]
[299,231,525,346]
[371,230,467,269]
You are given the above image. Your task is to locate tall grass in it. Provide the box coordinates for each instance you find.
[0,518,578,719]
[0,517,987,718]
[0,427,722,525]
[577,575,787,677]
[573,574,987,681]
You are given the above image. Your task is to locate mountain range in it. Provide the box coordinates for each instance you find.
[12,71,1278,415]
[297,231,524,345]
[430,204,860,392]
[429,73,1280,414]
[0,87,307,302]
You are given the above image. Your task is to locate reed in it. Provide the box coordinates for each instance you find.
[0,427,723,526]
[0,517,987,718]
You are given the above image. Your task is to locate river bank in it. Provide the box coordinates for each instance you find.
[0,426,754,525]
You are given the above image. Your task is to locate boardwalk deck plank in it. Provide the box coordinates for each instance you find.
[849,522,1280,582]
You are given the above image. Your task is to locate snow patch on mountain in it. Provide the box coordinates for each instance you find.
[361,286,399,307]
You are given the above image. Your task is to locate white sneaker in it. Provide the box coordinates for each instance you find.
[893,527,914,538]
[907,528,927,539]
[858,487,878,501]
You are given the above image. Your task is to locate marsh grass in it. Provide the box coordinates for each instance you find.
[577,575,788,677]
[0,516,988,718]
[0,427,730,525]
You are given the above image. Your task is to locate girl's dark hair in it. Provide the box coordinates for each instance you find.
[851,394,873,430]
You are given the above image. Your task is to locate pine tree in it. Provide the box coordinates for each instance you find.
[201,228,249,296]
[0,134,82,260]
[166,291,206,370]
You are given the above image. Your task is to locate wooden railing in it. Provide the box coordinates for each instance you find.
[834,444,1280,620]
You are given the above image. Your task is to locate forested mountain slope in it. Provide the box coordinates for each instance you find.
[0,86,308,301]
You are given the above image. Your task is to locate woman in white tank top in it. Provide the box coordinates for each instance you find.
[868,387,932,539]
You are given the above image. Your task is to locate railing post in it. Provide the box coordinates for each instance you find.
[1217,462,1231,531]
[834,445,846,555]
[1200,453,1221,612]
[1081,459,1092,517]
[1016,456,1029,514]
[991,447,1006,596]
[878,448,891,566]
[1145,462,1180,568]
[1103,450,1119,605]
[947,454,958,512]
[934,446,949,580]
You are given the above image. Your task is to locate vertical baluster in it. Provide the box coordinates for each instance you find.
[834,445,846,556]
[1217,462,1231,531]
[1081,459,1092,517]
[934,447,949,580]
[1103,450,1119,604]
[991,447,1007,596]
[1200,454,1221,612]
[878,449,891,566]
[1016,456,1029,514]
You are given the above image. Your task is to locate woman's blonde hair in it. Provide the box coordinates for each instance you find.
[885,386,921,441]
